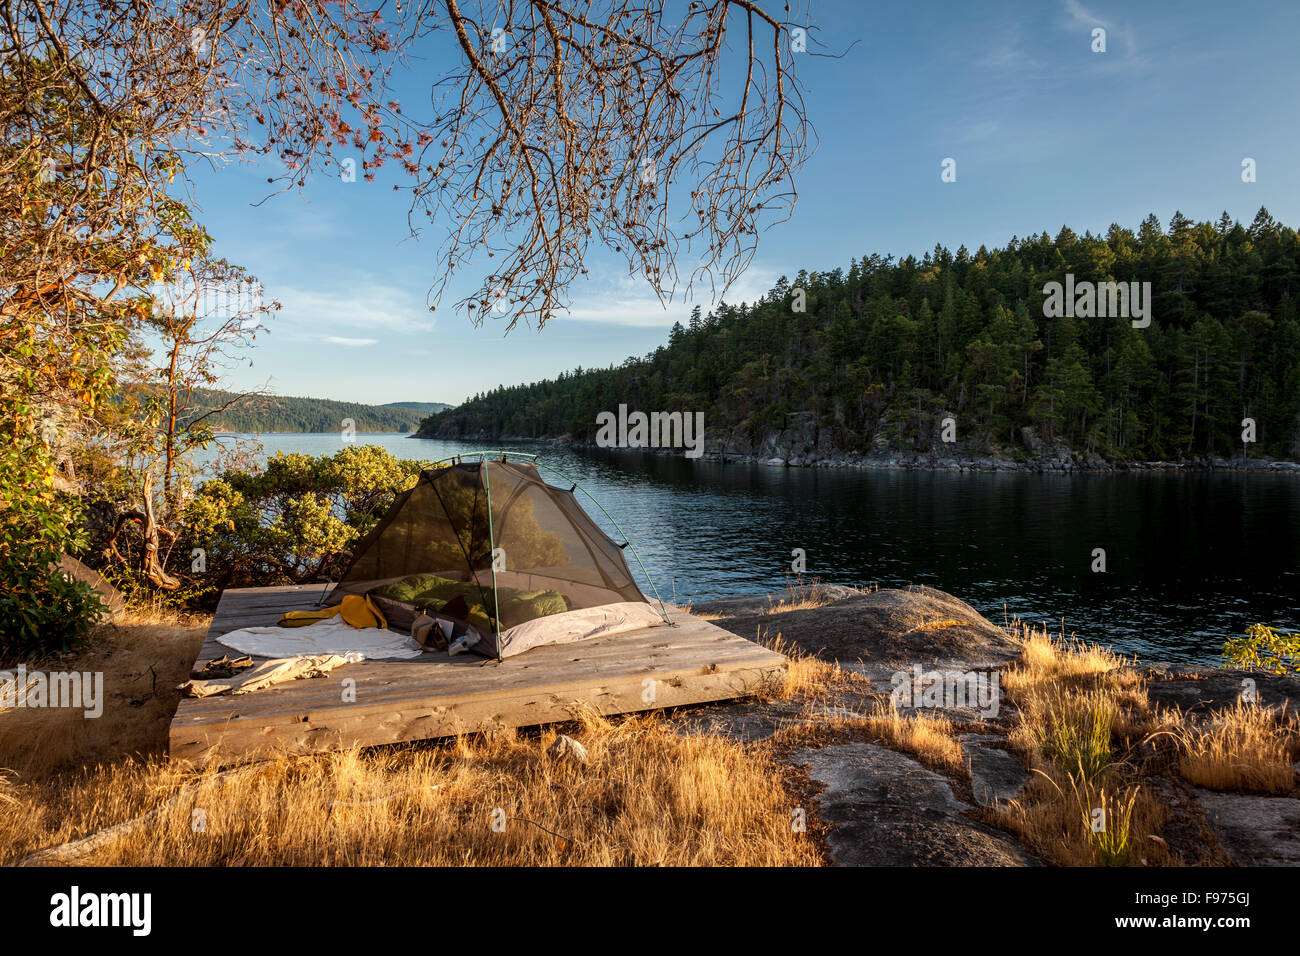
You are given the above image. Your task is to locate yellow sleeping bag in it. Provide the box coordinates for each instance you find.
[277,593,388,630]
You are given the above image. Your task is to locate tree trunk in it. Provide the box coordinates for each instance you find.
[109,472,181,591]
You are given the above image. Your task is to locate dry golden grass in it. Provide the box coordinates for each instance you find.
[111,600,210,629]
[0,709,820,867]
[902,619,967,634]
[762,575,866,615]
[994,767,1171,867]
[755,631,856,702]
[1002,620,1137,694]
[11,595,1292,868]
[762,593,830,615]
[987,620,1179,865]
[0,612,207,776]
[767,694,966,805]
[861,700,965,771]
[1159,701,1300,794]
[1004,620,1151,763]
[1011,687,1119,780]
[0,606,822,868]
[1003,622,1299,799]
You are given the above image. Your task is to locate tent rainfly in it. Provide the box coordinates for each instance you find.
[328,454,671,659]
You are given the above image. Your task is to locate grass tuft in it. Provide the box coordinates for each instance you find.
[861,700,965,772]
[1157,701,1300,794]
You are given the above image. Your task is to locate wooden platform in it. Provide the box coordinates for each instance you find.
[169,585,786,764]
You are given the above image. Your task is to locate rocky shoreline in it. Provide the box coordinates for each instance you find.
[417,430,1300,474]
[674,584,1300,866]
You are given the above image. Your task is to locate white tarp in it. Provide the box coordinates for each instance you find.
[215,617,426,660]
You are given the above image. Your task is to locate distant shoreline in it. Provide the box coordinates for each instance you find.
[208,431,1300,474]
[211,431,420,437]
[411,433,1300,475]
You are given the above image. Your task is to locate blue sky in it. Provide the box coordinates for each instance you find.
[186,0,1300,406]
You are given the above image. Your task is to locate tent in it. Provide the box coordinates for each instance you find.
[328,453,671,659]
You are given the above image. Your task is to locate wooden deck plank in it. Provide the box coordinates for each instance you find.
[174,645,777,721]
[183,629,776,702]
[170,586,785,764]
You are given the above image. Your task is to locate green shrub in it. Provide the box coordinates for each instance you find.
[0,547,105,663]
[0,410,106,661]
[184,445,426,589]
[1222,624,1300,676]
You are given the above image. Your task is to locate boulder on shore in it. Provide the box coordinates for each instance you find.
[58,553,126,620]
[693,585,1021,682]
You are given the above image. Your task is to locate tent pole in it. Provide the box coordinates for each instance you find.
[482,462,504,661]
[430,450,540,467]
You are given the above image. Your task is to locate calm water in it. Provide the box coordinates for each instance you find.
[199,433,1300,665]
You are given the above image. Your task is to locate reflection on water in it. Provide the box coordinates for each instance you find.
[198,433,1300,665]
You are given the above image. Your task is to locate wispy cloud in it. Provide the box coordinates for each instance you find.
[268,278,436,338]
[1063,0,1105,28]
[973,22,1048,78]
[1062,0,1143,69]
[934,2,1163,163]
[555,267,781,327]
[323,336,379,347]
[940,19,1055,151]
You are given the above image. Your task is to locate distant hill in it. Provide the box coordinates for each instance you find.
[379,401,453,414]
[184,389,454,434]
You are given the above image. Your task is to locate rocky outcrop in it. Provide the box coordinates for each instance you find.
[792,742,1040,866]
[676,584,1299,868]
[58,553,126,620]
[961,733,1031,807]
[1193,790,1300,866]
[693,585,1022,683]
[1139,664,1300,715]
[671,585,1043,865]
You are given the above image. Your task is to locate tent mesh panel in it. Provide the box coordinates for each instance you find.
[333,461,648,624]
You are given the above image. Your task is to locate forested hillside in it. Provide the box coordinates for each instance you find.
[420,209,1300,462]
[185,389,452,434]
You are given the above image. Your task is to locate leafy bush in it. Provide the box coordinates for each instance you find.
[0,384,107,661]
[1222,624,1300,676]
[0,547,106,663]
[184,445,425,589]
[0,429,106,660]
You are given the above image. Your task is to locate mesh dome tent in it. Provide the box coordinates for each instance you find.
[328,454,671,659]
